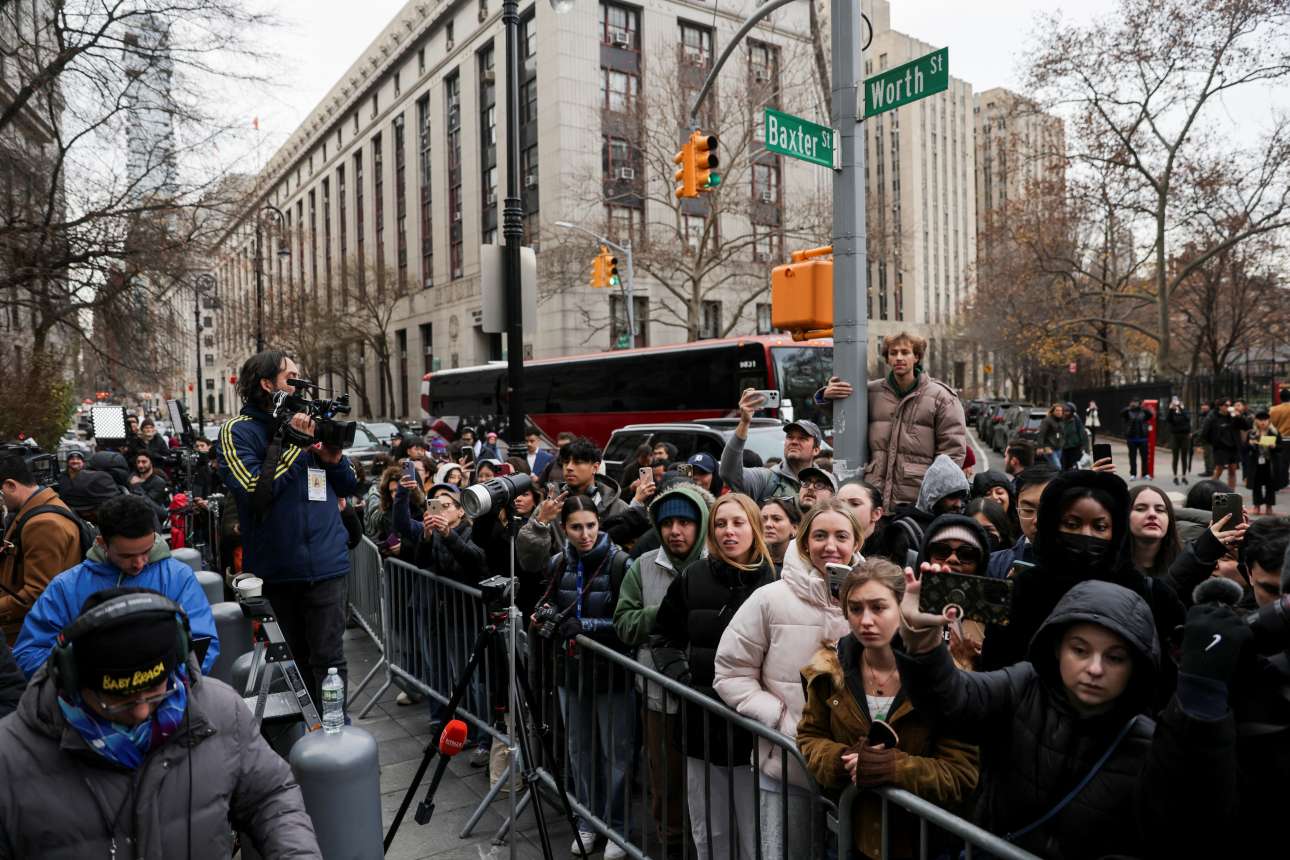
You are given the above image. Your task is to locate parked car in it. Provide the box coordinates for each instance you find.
[992,405,1042,452]
[977,401,1013,438]
[602,419,830,479]
[363,421,403,446]
[965,399,988,423]
[342,422,391,474]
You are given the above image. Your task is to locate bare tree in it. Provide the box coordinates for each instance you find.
[0,0,275,391]
[550,38,830,344]
[1026,0,1290,372]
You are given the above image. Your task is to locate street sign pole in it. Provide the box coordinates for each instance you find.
[831,0,868,471]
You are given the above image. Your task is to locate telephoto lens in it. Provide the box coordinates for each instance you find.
[462,473,534,518]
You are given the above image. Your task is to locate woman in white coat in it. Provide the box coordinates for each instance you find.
[713,500,857,859]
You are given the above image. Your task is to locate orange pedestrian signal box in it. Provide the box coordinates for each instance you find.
[771,246,833,337]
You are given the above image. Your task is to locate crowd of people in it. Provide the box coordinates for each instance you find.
[1,339,1287,858]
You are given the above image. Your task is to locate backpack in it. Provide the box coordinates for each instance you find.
[7,504,98,581]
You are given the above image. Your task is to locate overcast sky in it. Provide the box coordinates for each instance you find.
[229,0,1125,173]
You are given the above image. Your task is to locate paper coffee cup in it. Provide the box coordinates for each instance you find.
[232,573,263,599]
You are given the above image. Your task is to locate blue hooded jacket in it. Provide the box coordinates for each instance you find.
[217,404,360,583]
[12,536,220,678]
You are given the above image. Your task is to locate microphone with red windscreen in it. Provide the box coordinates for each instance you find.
[437,719,469,757]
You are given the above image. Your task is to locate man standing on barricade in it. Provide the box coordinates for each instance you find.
[217,350,359,710]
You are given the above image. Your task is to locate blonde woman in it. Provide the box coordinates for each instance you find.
[651,493,776,860]
[713,500,857,858]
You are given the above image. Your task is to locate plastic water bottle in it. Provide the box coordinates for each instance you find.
[321,667,344,734]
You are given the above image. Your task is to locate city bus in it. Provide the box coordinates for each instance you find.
[420,335,834,446]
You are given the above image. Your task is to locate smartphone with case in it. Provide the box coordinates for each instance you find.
[1092,443,1113,463]
[752,389,781,409]
[1211,492,1243,526]
[427,498,449,517]
[546,482,559,500]
[639,466,653,484]
[918,570,1014,627]
[402,460,418,483]
[677,464,694,477]
[825,562,852,600]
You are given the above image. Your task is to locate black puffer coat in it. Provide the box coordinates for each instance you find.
[978,471,1184,701]
[650,555,775,764]
[535,533,631,692]
[897,580,1161,860]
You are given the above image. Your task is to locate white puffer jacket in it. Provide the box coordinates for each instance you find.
[713,542,851,785]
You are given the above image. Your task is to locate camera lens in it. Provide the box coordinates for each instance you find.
[462,474,534,518]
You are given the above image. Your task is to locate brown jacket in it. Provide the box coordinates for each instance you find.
[797,640,978,860]
[0,488,82,641]
[864,372,966,507]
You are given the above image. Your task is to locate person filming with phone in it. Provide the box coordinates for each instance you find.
[719,388,823,503]
[216,350,359,711]
[797,559,978,860]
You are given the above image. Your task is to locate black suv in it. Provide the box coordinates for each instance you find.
[602,419,825,479]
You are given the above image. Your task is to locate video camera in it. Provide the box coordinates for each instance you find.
[0,442,57,487]
[271,378,357,449]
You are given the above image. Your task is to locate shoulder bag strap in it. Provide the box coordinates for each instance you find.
[1006,714,1141,843]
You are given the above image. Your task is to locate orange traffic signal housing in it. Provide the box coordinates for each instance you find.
[771,246,833,335]
[674,137,696,199]
[590,250,606,288]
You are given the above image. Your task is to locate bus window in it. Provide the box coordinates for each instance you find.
[771,346,834,428]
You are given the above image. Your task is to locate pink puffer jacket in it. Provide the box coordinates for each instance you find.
[713,542,852,785]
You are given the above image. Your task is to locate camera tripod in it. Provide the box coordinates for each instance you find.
[385,501,588,860]
[383,608,587,859]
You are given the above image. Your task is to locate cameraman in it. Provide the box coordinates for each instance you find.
[217,350,359,708]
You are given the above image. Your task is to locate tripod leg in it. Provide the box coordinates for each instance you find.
[514,668,589,858]
[383,625,496,852]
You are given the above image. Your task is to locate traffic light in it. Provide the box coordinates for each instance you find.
[607,252,620,288]
[771,245,833,338]
[590,246,618,288]
[674,137,696,200]
[674,130,720,199]
[693,132,720,193]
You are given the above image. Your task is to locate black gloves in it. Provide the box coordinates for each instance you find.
[1179,603,1252,684]
[558,616,584,641]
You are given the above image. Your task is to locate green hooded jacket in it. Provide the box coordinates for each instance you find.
[613,484,712,648]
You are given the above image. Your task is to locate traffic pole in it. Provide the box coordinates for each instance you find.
[830,0,869,471]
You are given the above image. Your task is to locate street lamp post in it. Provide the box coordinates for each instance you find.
[193,273,215,431]
[254,205,289,353]
[554,220,637,346]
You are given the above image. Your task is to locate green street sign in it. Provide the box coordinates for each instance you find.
[763,107,838,170]
[862,47,948,118]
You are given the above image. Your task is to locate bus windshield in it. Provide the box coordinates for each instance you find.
[771,345,834,429]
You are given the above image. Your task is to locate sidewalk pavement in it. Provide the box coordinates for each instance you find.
[969,432,1286,517]
[343,627,565,860]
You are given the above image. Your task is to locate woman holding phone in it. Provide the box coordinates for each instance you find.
[798,559,978,860]
[651,493,776,860]
[713,501,857,859]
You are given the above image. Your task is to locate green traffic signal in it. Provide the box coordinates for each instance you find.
[706,173,721,188]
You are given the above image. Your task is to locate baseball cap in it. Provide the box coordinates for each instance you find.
[685,453,717,474]
[429,483,461,498]
[797,466,838,493]
[65,451,85,463]
[784,419,824,445]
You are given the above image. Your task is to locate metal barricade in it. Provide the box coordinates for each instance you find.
[835,785,1043,860]
[519,633,838,860]
[346,537,389,714]
[380,557,511,748]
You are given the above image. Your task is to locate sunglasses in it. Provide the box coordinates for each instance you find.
[92,680,175,716]
[927,542,982,564]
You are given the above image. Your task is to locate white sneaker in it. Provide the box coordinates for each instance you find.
[603,840,627,860]
[569,830,597,855]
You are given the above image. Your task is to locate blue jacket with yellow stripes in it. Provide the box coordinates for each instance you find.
[216,405,360,584]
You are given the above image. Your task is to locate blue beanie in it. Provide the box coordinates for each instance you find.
[655,494,700,524]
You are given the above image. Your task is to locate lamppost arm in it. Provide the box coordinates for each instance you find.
[687,0,798,126]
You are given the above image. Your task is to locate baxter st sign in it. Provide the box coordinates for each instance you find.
[862,47,948,118]
[763,107,838,170]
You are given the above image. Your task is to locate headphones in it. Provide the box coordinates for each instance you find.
[50,591,191,696]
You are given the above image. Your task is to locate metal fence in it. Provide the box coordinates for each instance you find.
[345,537,388,712]
[348,550,1042,859]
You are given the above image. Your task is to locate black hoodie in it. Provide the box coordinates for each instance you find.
[978,471,1184,699]
[897,580,1164,859]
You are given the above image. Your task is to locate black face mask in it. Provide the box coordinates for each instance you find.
[1054,531,1113,568]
